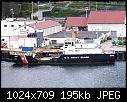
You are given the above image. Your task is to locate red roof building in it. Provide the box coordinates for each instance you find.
[65,17,88,31]
[26,20,62,36]
[27,20,60,30]
[65,17,88,27]
[87,11,126,37]
[88,11,126,24]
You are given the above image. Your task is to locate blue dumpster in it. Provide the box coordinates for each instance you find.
[22,47,33,51]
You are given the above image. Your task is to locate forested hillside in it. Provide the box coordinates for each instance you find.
[2,1,125,19]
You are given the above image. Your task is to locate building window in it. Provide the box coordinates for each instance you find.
[4,25,7,27]
[1,39,4,41]
[11,25,14,27]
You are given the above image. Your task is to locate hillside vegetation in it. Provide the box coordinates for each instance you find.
[2,1,125,19]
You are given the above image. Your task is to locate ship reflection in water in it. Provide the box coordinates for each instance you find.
[1,61,125,88]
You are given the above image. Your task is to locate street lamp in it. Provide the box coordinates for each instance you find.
[96,2,97,11]
[38,1,39,11]
[31,1,33,20]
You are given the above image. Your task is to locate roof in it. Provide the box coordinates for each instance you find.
[65,17,88,27]
[88,11,126,24]
[46,31,109,39]
[42,17,57,21]
[27,20,60,30]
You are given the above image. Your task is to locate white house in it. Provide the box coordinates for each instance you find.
[87,11,126,38]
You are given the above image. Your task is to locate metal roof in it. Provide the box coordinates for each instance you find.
[46,31,110,39]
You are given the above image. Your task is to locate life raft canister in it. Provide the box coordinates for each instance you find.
[20,53,28,64]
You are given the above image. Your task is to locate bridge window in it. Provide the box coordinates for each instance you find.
[72,42,74,46]
[65,42,71,45]
[11,25,14,27]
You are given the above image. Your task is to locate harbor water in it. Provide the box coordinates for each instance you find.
[1,61,126,88]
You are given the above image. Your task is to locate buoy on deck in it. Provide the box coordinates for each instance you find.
[20,53,28,64]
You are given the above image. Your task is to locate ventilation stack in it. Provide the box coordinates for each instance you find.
[71,30,77,41]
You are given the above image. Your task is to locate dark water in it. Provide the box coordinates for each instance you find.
[1,61,126,88]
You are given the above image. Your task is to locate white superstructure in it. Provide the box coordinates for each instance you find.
[62,38,103,55]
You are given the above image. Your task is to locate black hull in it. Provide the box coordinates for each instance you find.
[14,54,115,66]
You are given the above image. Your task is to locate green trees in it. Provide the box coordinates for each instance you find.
[2,2,19,18]
[2,1,125,19]
[2,2,33,19]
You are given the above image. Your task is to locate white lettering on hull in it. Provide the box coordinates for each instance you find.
[63,56,89,59]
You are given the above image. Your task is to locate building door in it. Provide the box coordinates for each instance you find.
[37,38,41,47]
[51,40,57,45]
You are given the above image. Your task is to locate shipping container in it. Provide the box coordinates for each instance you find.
[22,47,33,51]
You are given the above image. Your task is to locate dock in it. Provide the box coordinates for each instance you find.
[1,47,62,62]
[1,40,126,62]
[1,48,31,62]
[100,40,126,61]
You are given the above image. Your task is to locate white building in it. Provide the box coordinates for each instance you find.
[9,38,37,48]
[87,11,126,38]
[65,17,88,31]
[1,18,62,48]
[45,31,110,47]
[1,18,37,37]
[1,18,62,37]
[27,20,62,37]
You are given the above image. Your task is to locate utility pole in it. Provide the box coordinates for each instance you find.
[18,4,21,14]
[32,1,33,20]
[38,1,39,11]
[10,9,14,18]
[89,1,90,11]
[85,7,89,17]
[96,2,97,11]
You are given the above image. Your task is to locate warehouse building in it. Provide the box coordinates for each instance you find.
[87,11,126,38]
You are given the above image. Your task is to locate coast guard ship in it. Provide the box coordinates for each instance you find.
[15,31,115,65]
